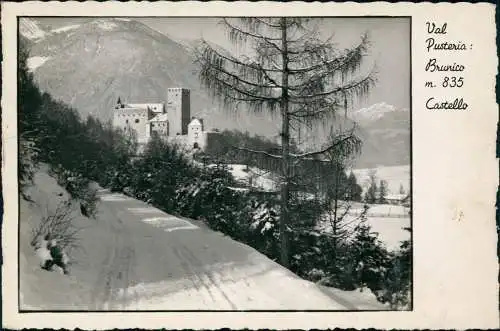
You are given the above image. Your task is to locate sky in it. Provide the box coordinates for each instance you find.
[137,17,410,111]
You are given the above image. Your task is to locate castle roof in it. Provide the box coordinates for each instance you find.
[188,117,203,126]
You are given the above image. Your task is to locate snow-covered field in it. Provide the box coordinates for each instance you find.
[317,214,410,252]
[348,202,410,217]
[352,164,410,194]
[318,202,410,251]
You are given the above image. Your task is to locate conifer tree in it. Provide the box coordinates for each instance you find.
[196,18,375,267]
[378,179,388,204]
[365,170,378,204]
[399,183,405,195]
[347,171,363,202]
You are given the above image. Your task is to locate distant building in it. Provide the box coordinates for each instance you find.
[148,113,169,138]
[166,88,190,136]
[112,88,215,152]
[188,117,206,150]
[385,193,410,206]
[113,100,153,144]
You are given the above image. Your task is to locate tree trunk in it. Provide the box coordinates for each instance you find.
[331,166,341,268]
[280,17,291,268]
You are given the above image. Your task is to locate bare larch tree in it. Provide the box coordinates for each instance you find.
[196,17,375,267]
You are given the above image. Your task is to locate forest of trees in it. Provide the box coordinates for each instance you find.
[19,26,411,309]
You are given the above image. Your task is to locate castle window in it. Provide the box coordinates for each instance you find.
[135,119,140,123]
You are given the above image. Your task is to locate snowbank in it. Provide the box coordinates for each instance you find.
[319,286,389,310]
[107,254,385,310]
[19,165,111,309]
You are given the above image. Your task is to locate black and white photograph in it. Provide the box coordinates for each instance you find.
[17,16,411,311]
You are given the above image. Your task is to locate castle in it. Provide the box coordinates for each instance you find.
[112,88,210,151]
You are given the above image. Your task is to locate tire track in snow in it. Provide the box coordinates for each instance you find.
[90,203,137,310]
[178,242,238,310]
[104,230,136,310]
[89,234,115,310]
[171,246,213,307]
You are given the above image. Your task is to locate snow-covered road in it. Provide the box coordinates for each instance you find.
[89,189,374,310]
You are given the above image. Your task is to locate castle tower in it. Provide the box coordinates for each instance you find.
[188,117,206,150]
[166,88,190,136]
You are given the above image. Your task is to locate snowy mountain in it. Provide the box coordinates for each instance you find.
[352,102,408,124]
[350,103,410,168]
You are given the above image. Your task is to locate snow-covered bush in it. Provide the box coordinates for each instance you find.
[241,198,280,258]
[30,201,81,273]
[79,187,99,219]
[174,166,247,236]
[35,239,52,265]
[35,238,70,274]
[19,136,40,193]
[50,165,99,218]
[30,201,81,260]
[249,202,279,235]
[375,229,412,309]
[306,268,327,282]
